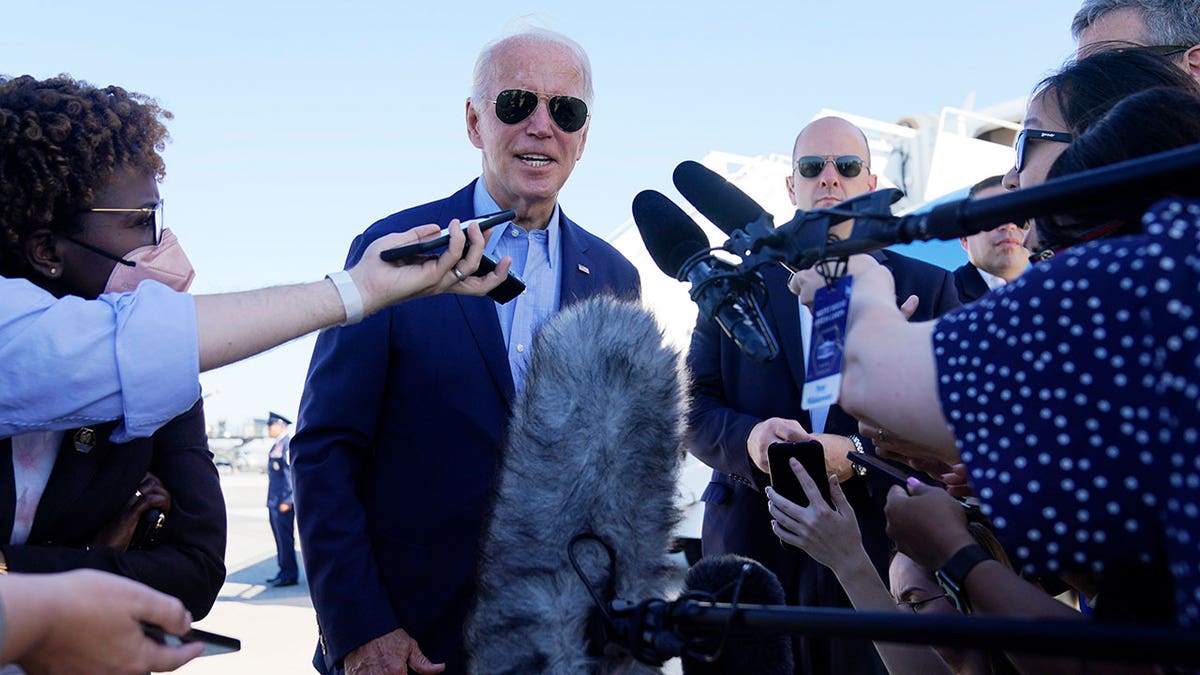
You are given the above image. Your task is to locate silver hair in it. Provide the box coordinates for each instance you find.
[469,27,594,112]
[1071,0,1200,46]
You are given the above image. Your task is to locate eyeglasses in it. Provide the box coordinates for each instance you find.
[1013,129,1072,174]
[86,200,165,246]
[491,89,589,133]
[66,200,165,268]
[794,155,866,179]
[896,593,950,613]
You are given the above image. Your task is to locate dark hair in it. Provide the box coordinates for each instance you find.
[1039,87,1200,249]
[1037,47,1199,135]
[0,75,171,277]
[968,175,1004,198]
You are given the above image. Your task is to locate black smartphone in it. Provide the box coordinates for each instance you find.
[768,440,832,509]
[378,209,517,262]
[129,508,164,550]
[142,624,241,657]
[846,452,944,489]
[476,253,525,304]
[846,452,980,515]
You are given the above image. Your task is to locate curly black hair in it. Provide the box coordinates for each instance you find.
[0,74,172,276]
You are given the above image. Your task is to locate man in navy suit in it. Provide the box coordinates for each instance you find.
[687,117,959,675]
[953,175,1030,303]
[291,28,638,675]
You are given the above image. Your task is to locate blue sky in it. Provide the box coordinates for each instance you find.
[2,1,1082,426]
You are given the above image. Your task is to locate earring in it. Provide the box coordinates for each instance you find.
[49,267,57,275]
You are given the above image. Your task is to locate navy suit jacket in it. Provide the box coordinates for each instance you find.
[0,400,226,619]
[292,181,639,672]
[686,249,959,674]
[953,262,991,303]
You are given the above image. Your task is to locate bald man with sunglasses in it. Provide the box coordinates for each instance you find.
[290,28,638,675]
[686,116,959,675]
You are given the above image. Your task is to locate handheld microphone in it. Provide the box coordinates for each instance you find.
[466,296,685,674]
[672,160,773,237]
[632,190,779,362]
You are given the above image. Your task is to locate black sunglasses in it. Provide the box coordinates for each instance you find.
[795,155,866,179]
[492,88,589,133]
[1013,129,1072,173]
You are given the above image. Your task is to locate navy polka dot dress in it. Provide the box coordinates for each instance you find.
[932,198,1200,626]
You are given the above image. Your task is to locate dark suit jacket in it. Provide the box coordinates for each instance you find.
[0,400,226,618]
[686,249,959,675]
[292,180,640,673]
[953,262,991,303]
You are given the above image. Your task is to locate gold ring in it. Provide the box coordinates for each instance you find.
[877,427,885,444]
[451,267,467,283]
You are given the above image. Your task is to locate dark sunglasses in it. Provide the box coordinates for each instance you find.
[1013,129,1072,173]
[492,88,589,133]
[795,155,866,179]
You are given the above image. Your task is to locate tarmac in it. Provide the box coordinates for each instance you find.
[177,471,684,674]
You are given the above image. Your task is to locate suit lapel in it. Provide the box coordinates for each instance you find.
[763,265,807,388]
[29,422,120,541]
[457,296,515,411]
[0,438,14,544]
[441,182,516,411]
[558,213,596,307]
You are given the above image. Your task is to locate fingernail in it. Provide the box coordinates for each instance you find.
[907,477,921,487]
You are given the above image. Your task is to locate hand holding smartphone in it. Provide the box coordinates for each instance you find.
[768,441,833,509]
[846,452,944,490]
[378,209,516,262]
[847,452,980,515]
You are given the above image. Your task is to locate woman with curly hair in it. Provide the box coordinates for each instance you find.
[0,74,226,618]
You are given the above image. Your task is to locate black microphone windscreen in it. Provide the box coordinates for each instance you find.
[673,161,767,236]
[466,297,685,674]
[632,189,711,278]
[681,555,794,675]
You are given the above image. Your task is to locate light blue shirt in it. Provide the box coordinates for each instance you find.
[0,276,200,442]
[474,179,562,394]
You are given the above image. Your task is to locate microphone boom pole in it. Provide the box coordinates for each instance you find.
[618,599,1200,668]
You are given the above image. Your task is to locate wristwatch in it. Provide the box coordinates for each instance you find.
[847,434,867,477]
[934,543,992,614]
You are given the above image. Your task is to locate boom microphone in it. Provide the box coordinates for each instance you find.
[632,190,779,362]
[680,555,793,675]
[466,296,685,674]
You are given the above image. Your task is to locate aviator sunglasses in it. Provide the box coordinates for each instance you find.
[795,155,866,179]
[1013,129,1072,173]
[491,89,589,133]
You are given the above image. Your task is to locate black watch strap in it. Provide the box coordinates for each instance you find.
[934,544,992,613]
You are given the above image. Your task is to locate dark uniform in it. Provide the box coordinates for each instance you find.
[266,411,298,586]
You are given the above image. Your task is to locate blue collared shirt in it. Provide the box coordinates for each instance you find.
[0,276,200,442]
[474,179,562,394]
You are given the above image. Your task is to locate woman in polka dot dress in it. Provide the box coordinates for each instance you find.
[836,87,1200,628]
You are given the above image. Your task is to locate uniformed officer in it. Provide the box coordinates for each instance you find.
[265,411,298,587]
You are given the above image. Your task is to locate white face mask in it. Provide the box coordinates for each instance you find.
[103,228,195,294]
